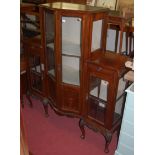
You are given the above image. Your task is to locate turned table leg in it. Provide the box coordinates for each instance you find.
[79,119,85,139]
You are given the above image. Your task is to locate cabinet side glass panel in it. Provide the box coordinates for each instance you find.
[61,16,81,86]
[91,20,103,52]
[88,75,109,124]
[45,11,55,77]
[114,77,127,123]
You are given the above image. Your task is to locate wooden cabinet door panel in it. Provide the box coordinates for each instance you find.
[61,84,80,114]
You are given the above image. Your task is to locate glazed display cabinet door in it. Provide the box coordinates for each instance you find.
[79,67,128,152]
[88,76,108,125]
[61,16,81,86]
[60,15,82,114]
[90,12,108,54]
[44,10,57,103]
[91,19,103,52]
[87,73,127,129]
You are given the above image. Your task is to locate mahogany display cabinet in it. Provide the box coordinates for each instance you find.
[24,2,129,153]
[79,52,129,152]
[39,2,109,116]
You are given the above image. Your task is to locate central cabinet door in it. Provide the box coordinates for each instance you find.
[86,62,128,130]
[59,14,82,114]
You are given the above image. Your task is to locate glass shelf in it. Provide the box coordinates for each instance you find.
[62,40,81,57]
[47,43,54,50]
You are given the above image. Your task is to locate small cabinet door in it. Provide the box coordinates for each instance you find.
[59,14,83,114]
[86,65,127,130]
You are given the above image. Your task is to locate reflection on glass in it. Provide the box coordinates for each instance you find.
[115,77,127,115]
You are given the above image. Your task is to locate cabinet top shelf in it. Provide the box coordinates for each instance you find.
[40,2,108,13]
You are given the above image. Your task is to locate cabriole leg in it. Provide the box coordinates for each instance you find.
[43,98,49,117]
[79,119,85,139]
[103,131,112,153]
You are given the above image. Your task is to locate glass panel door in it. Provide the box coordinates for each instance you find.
[45,11,56,102]
[88,75,108,125]
[115,77,127,115]
[61,16,81,86]
[88,75,127,126]
[45,11,55,78]
[91,19,104,52]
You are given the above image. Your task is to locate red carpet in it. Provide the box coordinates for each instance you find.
[22,96,117,155]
